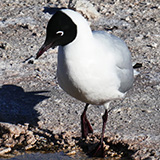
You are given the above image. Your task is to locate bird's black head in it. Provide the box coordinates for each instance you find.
[36,10,77,59]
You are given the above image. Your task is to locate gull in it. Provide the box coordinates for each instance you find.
[36,9,134,157]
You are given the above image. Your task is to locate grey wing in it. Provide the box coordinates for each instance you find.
[111,34,134,93]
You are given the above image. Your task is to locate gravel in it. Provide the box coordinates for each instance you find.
[0,0,160,159]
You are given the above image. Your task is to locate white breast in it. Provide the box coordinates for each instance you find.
[57,30,133,105]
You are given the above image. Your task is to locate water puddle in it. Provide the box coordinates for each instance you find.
[0,151,99,160]
[0,152,71,160]
[0,150,132,160]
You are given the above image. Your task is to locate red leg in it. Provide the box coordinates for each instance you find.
[81,103,93,138]
[89,109,108,157]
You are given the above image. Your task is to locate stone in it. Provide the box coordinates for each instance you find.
[0,147,11,155]
[68,0,100,19]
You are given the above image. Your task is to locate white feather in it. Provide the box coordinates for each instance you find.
[57,9,134,106]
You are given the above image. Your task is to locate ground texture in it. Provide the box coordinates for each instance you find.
[0,0,160,159]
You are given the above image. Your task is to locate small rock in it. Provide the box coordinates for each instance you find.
[4,138,16,148]
[66,150,76,156]
[25,144,35,150]
[54,134,59,140]
[18,135,25,145]
[37,121,44,128]
[24,123,29,130]
[0,42,12,50]
[0,147,11,155]
[68,0,100,19]
[68,141,75,147]
[26,131,36,145]
[104,144,110,150]
[0,122,26,139]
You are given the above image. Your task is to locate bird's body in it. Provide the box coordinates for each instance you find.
[57,9,133,105]
[36,9,134,157]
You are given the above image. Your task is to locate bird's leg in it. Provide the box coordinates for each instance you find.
[81,103,93,138]
[89,109,108,157]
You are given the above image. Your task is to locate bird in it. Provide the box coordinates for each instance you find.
[36,8,134,157]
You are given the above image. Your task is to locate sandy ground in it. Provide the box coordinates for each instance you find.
[0,0,160,159]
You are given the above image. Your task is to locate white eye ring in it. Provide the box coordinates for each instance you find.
[56,31,64,36]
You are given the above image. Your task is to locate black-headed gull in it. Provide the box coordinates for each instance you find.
[36,9,134,157]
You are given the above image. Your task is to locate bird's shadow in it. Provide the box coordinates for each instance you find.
[0,84,49,125]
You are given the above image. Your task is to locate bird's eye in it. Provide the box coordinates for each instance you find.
[56,31,64,36]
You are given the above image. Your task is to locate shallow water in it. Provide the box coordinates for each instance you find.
[0,152,72,160]
[0,151,117,160]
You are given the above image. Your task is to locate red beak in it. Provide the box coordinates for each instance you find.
[36,42,53,59]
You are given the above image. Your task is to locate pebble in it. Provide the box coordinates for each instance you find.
[0,42,12,50]
[66,150,76,156]
[0,147,11,155]
[25,144,35,150]
[18,135,25,145]
[4,138,16,148]
[68,0,100,19]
